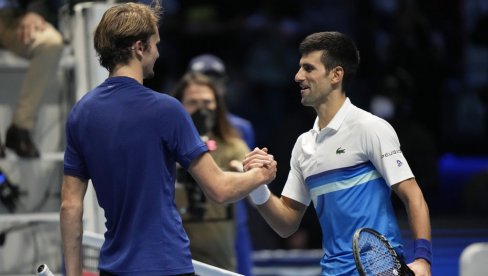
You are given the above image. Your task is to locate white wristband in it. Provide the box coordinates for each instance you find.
[249,185,271,205]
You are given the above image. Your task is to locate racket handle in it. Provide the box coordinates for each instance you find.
[37,264,55,276]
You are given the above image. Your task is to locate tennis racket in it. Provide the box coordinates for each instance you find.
[352,228,415,276]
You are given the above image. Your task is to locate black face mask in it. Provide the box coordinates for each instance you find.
[191,108,216,136]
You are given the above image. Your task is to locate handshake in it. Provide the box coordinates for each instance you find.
[241,147,276,205]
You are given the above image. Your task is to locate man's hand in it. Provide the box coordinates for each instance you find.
[17,12,46,44]
[408,258,431,276]
[243,147,276,187]
[261,158,277,185]
[243,147,276,185]
[243,147,273,170]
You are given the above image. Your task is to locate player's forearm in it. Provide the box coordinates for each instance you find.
[192,152,275,204]
[255,196,302,238]
[406,196,433,270]
[60,205,83,276]
[394,179,431,240]
[406,192,431,240]
[207,169,269,204]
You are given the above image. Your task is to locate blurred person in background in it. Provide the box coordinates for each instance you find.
[187,54,255,275]
[188,54,255,149]
[0,0,63,157]
[172,72,251,273]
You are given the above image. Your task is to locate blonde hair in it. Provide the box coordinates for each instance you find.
[94,2,162,72]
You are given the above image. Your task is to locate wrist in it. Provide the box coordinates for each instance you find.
[249,185,271,205]
[414,238,433,265]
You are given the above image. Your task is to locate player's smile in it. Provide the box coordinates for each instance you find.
[299,83,310,95]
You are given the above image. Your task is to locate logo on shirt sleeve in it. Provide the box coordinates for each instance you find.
[336,147,346,154]
[380,149,402,159]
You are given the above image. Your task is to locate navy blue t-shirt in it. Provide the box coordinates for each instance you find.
[64,76,208,275]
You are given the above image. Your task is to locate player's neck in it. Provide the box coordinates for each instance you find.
[315,92,346,130]
[110,63,143,84]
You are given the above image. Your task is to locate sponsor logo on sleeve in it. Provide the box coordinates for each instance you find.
[380,149,402,159]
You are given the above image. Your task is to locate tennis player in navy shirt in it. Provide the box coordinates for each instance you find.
[60,3,276,276]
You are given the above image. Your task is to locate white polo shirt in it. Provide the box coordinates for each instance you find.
[282,98,414,276]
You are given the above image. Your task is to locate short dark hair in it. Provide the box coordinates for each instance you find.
[299,32,360,91]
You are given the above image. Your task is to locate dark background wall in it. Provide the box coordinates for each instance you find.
[143,0,488,250]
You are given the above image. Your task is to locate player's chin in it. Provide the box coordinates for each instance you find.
[300,98,313,107]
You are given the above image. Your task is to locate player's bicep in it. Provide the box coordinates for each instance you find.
[391,178,421,204]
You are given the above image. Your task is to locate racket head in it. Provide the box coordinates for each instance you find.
[353,228,414,276]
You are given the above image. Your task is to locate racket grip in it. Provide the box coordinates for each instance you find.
[37,264,55,276]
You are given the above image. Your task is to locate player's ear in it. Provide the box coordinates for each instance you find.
[330,66,344,84]
[132,40,144,58]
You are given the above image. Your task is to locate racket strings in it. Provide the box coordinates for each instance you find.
[358,232,402,275]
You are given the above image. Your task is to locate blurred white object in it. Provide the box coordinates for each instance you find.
[460,242,488,276]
